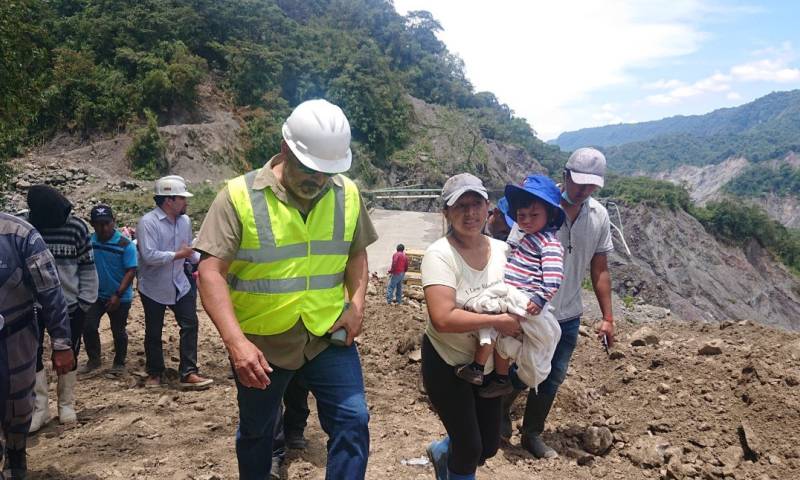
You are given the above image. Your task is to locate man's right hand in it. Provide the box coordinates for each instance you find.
[175,244,194,260]
[228,338,272,389]
[494,312,523,337]
[52,349,75,375]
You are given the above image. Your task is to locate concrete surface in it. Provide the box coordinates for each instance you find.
[366,208,445,276]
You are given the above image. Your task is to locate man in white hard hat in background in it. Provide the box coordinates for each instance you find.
[195,99,377,479]
[136,175,213,389]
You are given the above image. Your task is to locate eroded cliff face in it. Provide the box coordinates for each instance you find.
[651,154,800,229]
[367,96,547,212]
[607,203,800,330]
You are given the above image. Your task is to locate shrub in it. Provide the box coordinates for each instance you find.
[598,175,692,211]
[127,109,168,179]
[694,199,800,274]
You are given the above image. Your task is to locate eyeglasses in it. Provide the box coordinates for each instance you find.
[290,152,334,177]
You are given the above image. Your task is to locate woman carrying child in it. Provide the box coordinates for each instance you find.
[421,173,524,480]
[455,175,565,398]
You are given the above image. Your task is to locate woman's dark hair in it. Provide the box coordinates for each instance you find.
[509,195,561,229]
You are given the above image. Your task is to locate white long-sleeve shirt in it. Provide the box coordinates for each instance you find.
[136,207,199,305]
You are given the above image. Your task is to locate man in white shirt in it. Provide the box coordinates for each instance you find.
[504,148,615,458]
[136,175,212,389]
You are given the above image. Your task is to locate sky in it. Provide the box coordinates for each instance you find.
[391,0,800,140]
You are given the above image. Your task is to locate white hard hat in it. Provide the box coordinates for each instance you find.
[282,99,352,174]
[154,175,193,197]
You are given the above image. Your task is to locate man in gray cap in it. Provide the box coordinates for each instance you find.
[504,147,616,458]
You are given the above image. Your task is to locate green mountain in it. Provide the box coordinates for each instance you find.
[553,89,800,173]
[0,0,563,186]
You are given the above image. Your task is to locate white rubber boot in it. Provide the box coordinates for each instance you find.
[57,371,77,424]
[29,369,50,433]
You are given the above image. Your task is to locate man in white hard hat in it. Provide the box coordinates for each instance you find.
[195,99,377,479]
[502,147,615,459]
[136,175,213,389]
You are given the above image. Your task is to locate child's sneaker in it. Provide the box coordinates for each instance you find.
[479,376,514,398]
[455,363,484,385]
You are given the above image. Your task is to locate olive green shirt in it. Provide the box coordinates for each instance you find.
[194,156,378,369]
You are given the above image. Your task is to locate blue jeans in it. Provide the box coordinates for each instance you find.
[386,273,405,304]
[236,343,370,480]
[538,316,580,396]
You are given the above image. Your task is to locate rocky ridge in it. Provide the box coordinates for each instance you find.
[607,202,800,331]
[649,154,800,229]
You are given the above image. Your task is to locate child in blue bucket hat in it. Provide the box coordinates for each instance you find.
[455,175,566,398]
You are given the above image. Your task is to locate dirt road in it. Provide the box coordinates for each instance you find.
[365,208,444,276]
[26,281,800,479]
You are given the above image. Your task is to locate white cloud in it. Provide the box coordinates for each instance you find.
[730,59,800,82]
[392,0,709,138]
[644,79,685,90]
[591,103,625,124]
[645,93,679,105]
[643,43,800,106]
[645,72,730,104]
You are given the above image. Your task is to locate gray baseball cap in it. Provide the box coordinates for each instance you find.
[441,173,489,206]
[565,147,606,187]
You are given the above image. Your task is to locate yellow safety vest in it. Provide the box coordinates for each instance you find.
[227,170,360,336]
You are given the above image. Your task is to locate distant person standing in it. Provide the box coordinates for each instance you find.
[0,213,74,478]
[503,147,615,459]
[80,205,137,375]
[136,176,212,389]
[386,244,408,305]
[23,185,97,432]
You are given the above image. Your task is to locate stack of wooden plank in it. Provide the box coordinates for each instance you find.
[404,249,425,286]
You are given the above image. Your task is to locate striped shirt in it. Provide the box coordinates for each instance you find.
[504,229,564,309]
[19,213,98,311]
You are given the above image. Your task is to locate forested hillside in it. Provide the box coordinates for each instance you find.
[0,0,564,187]
[553,89,800,170]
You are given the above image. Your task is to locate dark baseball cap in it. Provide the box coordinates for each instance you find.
[90,204,115,222]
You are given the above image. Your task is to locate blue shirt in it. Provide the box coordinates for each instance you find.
[136,207,199,305]
[92,230,137,302]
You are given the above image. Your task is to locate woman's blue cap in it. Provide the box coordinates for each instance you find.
[504,175,566,228]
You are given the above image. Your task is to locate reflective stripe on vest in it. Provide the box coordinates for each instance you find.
[235,172,351,264]
[226,170,360,336]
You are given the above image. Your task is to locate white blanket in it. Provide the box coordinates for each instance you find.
[465,283,561,391]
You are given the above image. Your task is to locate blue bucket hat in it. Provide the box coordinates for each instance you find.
[504,175,566,229]
[495,197,515,227]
